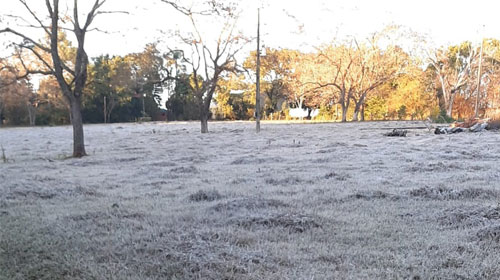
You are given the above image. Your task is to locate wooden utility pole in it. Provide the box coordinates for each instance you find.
[255,8,261,133]
[475,37,484,118]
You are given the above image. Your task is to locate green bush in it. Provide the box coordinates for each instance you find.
[430,109,455,123]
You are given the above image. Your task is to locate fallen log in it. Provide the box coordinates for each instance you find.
[360,126,430,130]
[434,127,465,134]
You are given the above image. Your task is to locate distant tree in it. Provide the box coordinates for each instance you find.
[0,62,39,126]
[285,51,322,110]
[381,69,436,120]
[165,73,199,121]
[364,96,387,120]
[37,76,70,125]
[482,39,500,118]
[161,0,248,133]
[349,42,407,121]
[0,0,116,157]
[0,61,13,126]
[244,48,297,115]
[84,55,136,123]
[315,44,358,122]
[428,42,477,118]
[128,44,165,119]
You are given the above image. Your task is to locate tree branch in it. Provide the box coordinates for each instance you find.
[18,0,52,36]
[0,28,52,53]
[83,0,107,31]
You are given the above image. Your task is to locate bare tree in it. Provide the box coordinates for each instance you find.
[0,62,12,126]
[428,43,476,118]
[315,44,358,122]
[161,0,248,133]
[350,43,406,121]
[0,62,39,126]
[0,0,113,157]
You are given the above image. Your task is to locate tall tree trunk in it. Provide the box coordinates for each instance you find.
[341,96,351,122]
[106,104,114,124]
[352,101,362,122]
[200,111,209,133]
[69,96,86,157]
[352,92,367,122]
[0,104,4,127]
[436,88,446,114]
[340,89,352,122]
[27,104,36,126]
[352,111,359,121]
[360,104,365,121]
[341,102,347,122]
[446,94,455,118]
[199,94,210,133]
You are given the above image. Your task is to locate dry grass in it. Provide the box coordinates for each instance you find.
[189,189,223,202]
[409,186,500,200]
[1,145,7,163]
[1,121,500,279]
[437,205,500,229]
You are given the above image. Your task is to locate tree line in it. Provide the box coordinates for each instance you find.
[1,0,500,157]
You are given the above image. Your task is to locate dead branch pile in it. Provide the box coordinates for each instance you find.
[435,118,490,134]
[384,129,407,137]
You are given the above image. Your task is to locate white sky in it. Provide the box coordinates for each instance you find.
[91,0,498,56]
[2,0,499,57]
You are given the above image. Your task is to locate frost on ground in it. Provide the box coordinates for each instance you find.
[1,121,500,279]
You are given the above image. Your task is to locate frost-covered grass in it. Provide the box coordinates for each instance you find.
[1,121,500,279]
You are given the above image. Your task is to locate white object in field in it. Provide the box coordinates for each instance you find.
[230,90,245,95]
[289,108,309,119]
[289,108,320,119]
[310,109,319,119]
[469,122,488,132]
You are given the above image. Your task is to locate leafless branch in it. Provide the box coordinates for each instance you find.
[0,28,51,53]
[18,0,52,36]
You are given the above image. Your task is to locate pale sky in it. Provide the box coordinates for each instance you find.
[90,0,498,56]
[2,0,499,57]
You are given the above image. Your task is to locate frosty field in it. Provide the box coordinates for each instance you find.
[1,121,500,279]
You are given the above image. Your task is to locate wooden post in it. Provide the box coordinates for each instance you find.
[256,8,261,133]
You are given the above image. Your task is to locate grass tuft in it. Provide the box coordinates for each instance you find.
[1,145,7,163]
[410,186,499,200]
[234,212,323,233]
[188,189,223,202]
[438,205,500,229]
